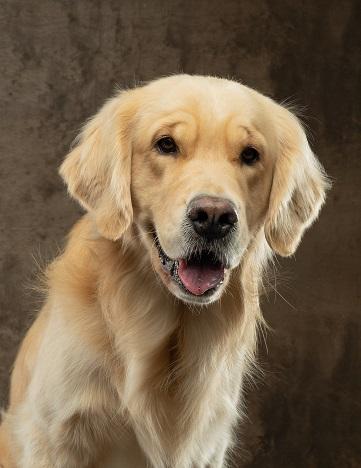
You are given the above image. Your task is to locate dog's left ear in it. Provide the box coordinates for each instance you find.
[60,92,136,240]
[265,106,330,257]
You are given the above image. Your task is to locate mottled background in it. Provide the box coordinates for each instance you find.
[0,0,360,466]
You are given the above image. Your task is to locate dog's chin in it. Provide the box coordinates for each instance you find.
[151,235,232,306]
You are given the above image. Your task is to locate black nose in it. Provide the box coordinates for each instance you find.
[187,196,238,240]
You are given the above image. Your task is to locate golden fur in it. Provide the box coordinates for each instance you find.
[0,75,329,467]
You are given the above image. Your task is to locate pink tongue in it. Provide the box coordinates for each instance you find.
[178,259,224,296]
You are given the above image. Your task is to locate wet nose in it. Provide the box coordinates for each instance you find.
[187,196,238,240]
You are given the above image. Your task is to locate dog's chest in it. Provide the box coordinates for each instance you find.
[112,335,244,466]
[103,368,241,468]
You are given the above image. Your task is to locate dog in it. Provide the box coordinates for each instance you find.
[0,75,329,467]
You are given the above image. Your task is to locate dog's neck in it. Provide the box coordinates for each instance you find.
[99,222,265,354]
[57,216,267,386]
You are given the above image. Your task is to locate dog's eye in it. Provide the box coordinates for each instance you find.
[240,146,260,165]
[155,137,178,155]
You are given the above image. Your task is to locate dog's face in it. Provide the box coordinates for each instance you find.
[130,78,275,304]
[60,75,328,305]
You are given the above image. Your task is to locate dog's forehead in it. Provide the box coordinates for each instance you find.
[135,75,268,136]
[129,75,275,144]
[148,76,255,113]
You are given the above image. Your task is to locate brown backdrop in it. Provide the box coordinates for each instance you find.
[0,1,360,466]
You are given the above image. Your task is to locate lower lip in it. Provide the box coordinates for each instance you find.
[178,279,218,297]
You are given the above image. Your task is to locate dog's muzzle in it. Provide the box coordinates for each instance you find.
[153,196,238,297]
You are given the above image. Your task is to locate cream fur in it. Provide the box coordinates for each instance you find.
[0,75,329,468]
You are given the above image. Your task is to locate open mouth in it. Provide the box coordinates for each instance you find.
[154,236,225,297]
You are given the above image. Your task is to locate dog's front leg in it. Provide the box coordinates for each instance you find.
[12,410,100,468]
[12,417,59,468]
[208,446,229,468]
[205,431,233,468]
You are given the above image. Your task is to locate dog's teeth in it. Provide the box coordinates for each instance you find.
[170,260,179,277]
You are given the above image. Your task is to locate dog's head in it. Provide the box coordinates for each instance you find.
[60,75,329,305]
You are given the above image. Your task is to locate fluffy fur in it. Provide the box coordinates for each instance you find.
[0,75,329,468]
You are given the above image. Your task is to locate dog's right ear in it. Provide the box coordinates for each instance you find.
[60,92,136,240]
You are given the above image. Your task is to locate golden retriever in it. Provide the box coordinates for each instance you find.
[0,75,329,467]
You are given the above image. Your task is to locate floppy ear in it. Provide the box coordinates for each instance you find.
[265,107,330,257]
[59,92,134,240]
